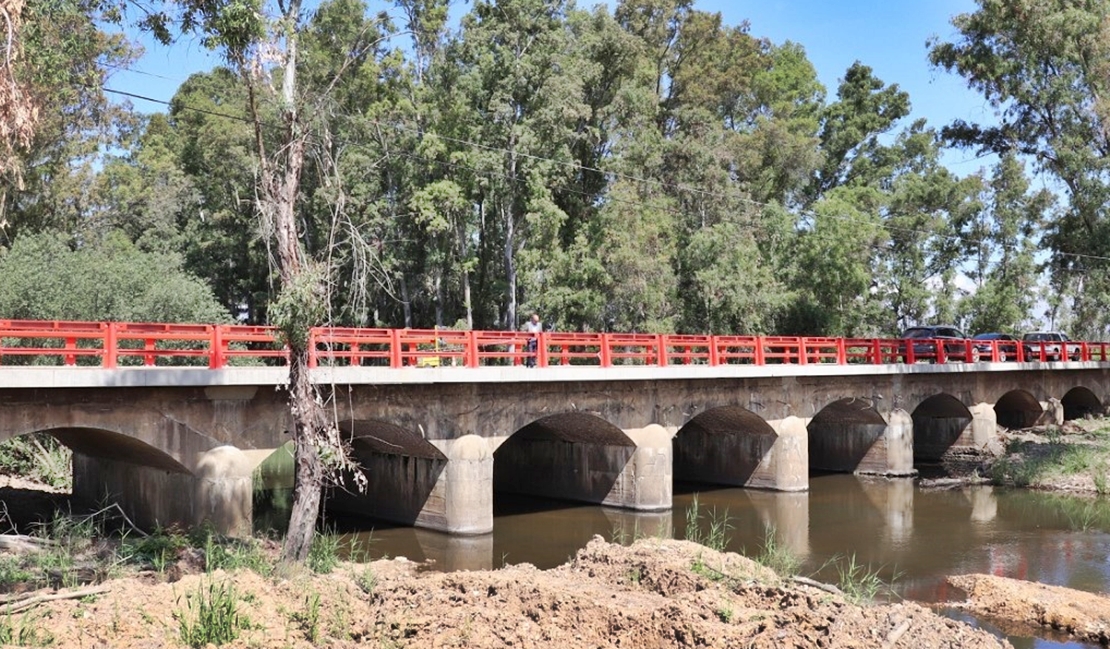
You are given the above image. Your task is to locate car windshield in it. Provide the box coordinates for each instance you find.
[902,329,935,339]
[1024,333,1060,342]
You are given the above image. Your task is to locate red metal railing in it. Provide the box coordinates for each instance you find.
[1,319,1108,370]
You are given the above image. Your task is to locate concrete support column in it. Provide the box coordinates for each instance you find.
[857,409,915,476]
[614,425,672,511]
[1040,398,1064,427]
[967,403,997,448]
[441,435,493,535]
[72,445,253,537]
[755,416,809,491]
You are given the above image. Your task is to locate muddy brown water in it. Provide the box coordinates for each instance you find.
[256,474,1110,649]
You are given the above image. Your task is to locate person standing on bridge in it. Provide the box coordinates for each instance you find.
[525,313,542,367]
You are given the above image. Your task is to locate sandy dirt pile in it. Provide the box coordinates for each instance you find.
[949,573,1110,645]
[8,536,1009,649]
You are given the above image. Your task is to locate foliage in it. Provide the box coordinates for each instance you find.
[930,0,1110,335]
[175,580,248,649]
[307,530,342,574]
[683,495,732,552]
[0,231,230,323]
[754,525,801,578]
[833,553,892,605]
[0,434,70,489]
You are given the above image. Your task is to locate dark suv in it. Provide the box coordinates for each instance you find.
[900,326,979,363]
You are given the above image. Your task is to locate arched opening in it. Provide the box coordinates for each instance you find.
[494,413,635,509]
[808,398,888,473]
[1062,387,1103,421]
[674,406,776,487]
[323,419,447,528]
[994,390,1043,430]
[911,395,973,463]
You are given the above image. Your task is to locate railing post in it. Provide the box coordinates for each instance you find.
[754,336,765,365]
[465,331,479,368]
[872,338,882,365]
[537,333,548,368]
[308,328,318,369]
[797,338,807,365]
[936,339,946,364]
[836,338,847,364]
[104,322,118,369]
[209,325,224,369]
[599,333,612,368]
[657,334,668,367]
[709,336,720,366]
[390,329,402,369]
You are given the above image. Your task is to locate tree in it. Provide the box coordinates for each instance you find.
[142,0,379,563]
[930,0,1110,335]
[0,230,229,323]
[958,154,1051,333]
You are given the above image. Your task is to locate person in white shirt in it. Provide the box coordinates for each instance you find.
[525,313,542,366]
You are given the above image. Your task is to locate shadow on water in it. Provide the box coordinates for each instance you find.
[251,468,1110,649]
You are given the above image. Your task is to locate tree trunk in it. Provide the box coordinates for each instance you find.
[280,348,324,563]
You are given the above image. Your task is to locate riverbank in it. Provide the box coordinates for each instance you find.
[1,536,1007,648]
[982,417,1110,494]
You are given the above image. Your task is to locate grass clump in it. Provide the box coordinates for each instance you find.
[0,608,53,646]
[308,530,342,574]
[829,553,897,605]
[175,579,248,648]
[0,434,71,490]
[683,495,732,552]
[754,526,801,579]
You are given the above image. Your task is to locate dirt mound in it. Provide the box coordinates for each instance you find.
[949,573,1110,645]
[7,536,1010,648]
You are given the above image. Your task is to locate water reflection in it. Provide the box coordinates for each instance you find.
[258,473,1110,648]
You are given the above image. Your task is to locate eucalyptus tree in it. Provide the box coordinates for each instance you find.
[138,0,405,562]
[958,154,1051,333]
[930,0,1110,335]
[1,0,137,244]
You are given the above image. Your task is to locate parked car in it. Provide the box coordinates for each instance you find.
[1022,331,1081,361]
[900,326,979,363]
[972,333,1021,361]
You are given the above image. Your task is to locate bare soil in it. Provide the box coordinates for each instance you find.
[948,574,1110,645]
[4,536,1010,649]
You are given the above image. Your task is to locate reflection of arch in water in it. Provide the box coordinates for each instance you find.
[494,413,637,507]
[674,406,776,487]
[911,394,973,463]
[808,398,888,473]
[994,390,1043,430]
[1061,387,1103,421]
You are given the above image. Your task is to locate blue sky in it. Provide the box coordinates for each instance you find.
[112,0,992,170]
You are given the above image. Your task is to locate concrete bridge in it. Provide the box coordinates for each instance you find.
[1,360,1106,537]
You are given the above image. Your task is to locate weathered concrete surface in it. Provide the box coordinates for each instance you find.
[2,364,1109,536]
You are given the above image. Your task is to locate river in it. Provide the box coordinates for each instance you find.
[260,474,1110,649]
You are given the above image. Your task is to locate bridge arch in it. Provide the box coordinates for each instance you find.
[911,395,973,463]
[674,406,776,487]
[494,412,639,507]
[808,398,889,473]
[994,390,1043,430]
[322,419,449,528]
[1061,387,1103,421]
